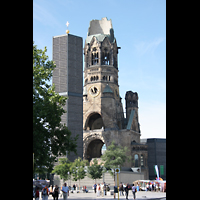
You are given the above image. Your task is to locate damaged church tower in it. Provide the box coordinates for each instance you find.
[83,17,148,178]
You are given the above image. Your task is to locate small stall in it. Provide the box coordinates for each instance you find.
[133,179,166,192]
[153,179,166,192]
[133,180,151,191]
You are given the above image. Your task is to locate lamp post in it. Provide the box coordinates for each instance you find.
[68,171,70,189]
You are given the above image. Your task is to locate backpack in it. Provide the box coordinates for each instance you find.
[43,187,47,195]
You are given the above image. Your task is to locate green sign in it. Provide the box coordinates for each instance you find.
[160,165,164,175]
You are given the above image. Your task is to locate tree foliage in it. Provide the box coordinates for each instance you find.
[87,158,103,181]
[52,158,72,181]
[33,42,78,174]
[101,141,129,177]
[71,157,88,190]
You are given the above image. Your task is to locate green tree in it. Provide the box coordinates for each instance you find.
[87,158,103,182]
[33,42,78,175]
[52,158,72,181]
[71,157,88,191]
[101,141,129,197]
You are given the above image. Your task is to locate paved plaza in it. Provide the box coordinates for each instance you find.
[35,190,166,200]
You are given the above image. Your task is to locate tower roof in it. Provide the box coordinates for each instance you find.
[85,33,115,44]
[86,17,115,44]
[126,109,135,130]
[125,91,138,100]
[103,84,113,93]
[88,17,113,36]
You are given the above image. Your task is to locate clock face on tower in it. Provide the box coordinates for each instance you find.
[89,86,100,97]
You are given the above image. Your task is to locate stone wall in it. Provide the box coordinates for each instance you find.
[53,171,144,188]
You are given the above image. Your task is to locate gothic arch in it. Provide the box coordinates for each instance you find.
[84,112,104,130]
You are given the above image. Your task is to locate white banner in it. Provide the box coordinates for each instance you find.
[155,165,159,179]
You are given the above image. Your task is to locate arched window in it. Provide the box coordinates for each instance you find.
[102,52,109,65]
[103,76,107,81]
[134,154,139,167]
[90,76,99,82]
[92,52,98,65]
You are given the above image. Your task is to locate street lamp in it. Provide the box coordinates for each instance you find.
[68,171,70,189]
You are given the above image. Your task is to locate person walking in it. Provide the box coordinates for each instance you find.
[100,182,104,197]
[49,185,53,196]
[97,183,101,197]
[124,183,129,200]
[94,183,97,193]
[42,185,49,200]
[35,186,39,200]
[62,183,69,200]
[103,182,106,196]
[119,182,124,196]
[132,183,137,199]
[73,184,76,191]
[53,185,59,200]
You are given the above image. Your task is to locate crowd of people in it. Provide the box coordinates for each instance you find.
[34,180,165,199]
[34,182,69,200]
[93,182,108,197]
[92,182,137,199]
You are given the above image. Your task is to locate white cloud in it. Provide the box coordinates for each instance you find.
[33,1,61,28]
[134,37,165,57]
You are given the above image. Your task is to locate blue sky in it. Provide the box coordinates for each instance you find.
[33,0,166,139]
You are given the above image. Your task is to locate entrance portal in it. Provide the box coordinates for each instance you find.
[86,139,104,162]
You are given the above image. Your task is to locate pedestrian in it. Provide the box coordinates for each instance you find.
[119,182,124,196]
[97,183,101,197]
[152,183,154,191]
[85,186,88,193]
[124,183,129,200]
[132,183,137,199]
[53,184,59,200]
[42,185,49,200]
[101,182,104,196]
[61,182,69,200]
[35,186,39,200]
[154,183,157,191]
[49,185,53,196]
[94,183,97,193]
[73,184,76,191]
[103,182,106,196]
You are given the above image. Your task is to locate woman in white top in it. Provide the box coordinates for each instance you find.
[132,183,137,199]
[97,183,101,197]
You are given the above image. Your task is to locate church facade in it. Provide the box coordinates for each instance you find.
[82,17,148,178]
[52,17,149,180]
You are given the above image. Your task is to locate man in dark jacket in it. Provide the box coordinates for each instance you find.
[124,183,129,199]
